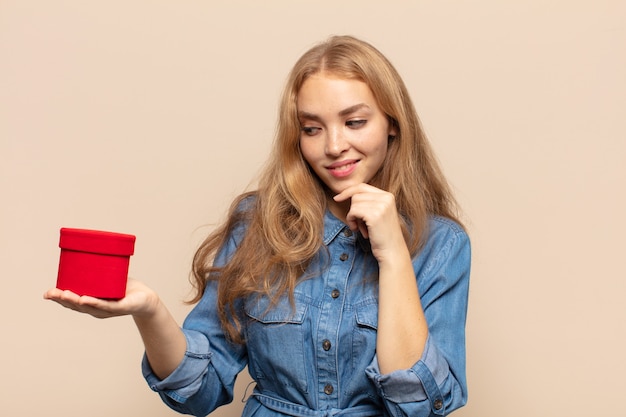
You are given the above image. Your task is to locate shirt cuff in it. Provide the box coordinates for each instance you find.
[142,329,212,404]
[365,335,449,403]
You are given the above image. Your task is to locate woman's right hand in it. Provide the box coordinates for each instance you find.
[43,278,160,319]
[45,278,187,378]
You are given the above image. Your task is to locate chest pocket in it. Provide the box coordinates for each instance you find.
[355,304,378,330]
[350,302,379,386]
[245,295,309,394]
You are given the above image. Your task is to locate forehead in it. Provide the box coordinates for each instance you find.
[296,74,378,114]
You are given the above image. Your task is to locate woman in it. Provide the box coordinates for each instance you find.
[45,35,471,417]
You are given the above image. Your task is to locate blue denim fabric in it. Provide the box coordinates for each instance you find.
[143,210,471,417]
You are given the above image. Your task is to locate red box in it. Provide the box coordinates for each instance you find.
[56,228,136,299]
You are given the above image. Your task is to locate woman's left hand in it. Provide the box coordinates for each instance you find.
[334,183,409,264]
[336,183,428,373]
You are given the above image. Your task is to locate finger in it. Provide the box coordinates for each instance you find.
[333,183,380,202]
[62,297,122,318]
[344,215,359,232]
[48,291,83,309]
[49,298,81,312]
[44,287,69,300]
[44,288,117,317]
[46,288,81,304]
[345,208,370,237]
[357,219,369,238]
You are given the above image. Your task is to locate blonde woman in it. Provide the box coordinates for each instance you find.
[46,35,471,417]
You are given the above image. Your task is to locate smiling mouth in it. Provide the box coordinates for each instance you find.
[329,161,357,171]
[326,160,359,177]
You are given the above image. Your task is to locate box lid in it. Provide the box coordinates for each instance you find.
[59,228,136,256]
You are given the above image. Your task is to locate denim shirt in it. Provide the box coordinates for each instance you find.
[143,210,471,417]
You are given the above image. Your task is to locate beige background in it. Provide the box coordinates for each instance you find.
[1,1,624,416]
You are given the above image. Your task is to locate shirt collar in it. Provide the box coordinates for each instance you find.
[323,210,347,245]
[322,209,373,252]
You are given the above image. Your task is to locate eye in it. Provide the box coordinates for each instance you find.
[301,126,321,136]
[346,119,367,129]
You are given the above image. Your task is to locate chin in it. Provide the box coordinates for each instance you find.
[329,182,358,195]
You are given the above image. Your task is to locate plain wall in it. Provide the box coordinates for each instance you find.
[1,1,624,416]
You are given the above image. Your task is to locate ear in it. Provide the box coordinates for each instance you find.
[387,118,398,140]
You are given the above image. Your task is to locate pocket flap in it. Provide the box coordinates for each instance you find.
[246,295,307,324]
[355,304,378,329]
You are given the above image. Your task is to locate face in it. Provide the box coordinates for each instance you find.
[297,73,396,198]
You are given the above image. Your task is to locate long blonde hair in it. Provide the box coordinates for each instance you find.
[190,35,461,343]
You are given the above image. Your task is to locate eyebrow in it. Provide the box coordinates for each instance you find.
[298,103,371,121]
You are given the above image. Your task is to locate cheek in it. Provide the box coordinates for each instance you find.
[299,139,318,166]
[367,137,389,167]
[375,146,388,170]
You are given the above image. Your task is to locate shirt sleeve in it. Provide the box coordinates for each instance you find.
[365,217,471,416]
[141,228,249,416]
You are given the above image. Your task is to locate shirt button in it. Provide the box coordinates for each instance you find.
[324,384,334,395]
[322,339,331,351]
[331,289,340,298]
[339,253,349,261]
[343,229,353,237]
[433,399,443,410]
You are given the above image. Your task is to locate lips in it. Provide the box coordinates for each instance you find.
[326,159,359,178]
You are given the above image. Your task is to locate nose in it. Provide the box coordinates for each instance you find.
[325,126,349,156]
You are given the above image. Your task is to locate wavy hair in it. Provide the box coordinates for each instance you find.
[190,35,462,343]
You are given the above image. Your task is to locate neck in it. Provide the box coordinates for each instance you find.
[327,196,350,224]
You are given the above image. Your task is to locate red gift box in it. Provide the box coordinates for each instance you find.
[56,228,136,299]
